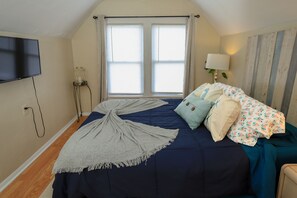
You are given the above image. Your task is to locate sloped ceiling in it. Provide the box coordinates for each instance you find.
[1,0,297,38]
[0,0,103,38]
[193,0,297,35]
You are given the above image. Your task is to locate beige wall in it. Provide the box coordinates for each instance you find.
[0,31,76,183]
[71,0,221,110]
[220,20,297,88]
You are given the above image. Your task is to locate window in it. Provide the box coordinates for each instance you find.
[106,25,143,94]
[106,18,187,97]
[152,25,186,94]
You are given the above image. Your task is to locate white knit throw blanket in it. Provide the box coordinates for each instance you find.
[53,99,179,173]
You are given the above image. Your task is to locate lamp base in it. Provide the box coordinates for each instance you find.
[213,70,218,83]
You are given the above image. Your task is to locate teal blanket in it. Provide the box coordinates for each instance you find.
[241,123,297,198]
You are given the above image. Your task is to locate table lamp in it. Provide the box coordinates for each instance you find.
[74,67,86,85]
[205,54,230,83]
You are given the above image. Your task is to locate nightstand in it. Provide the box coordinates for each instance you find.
[73,80,92,122]
[277,164,297,198]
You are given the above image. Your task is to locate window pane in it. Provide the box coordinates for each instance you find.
[152,25,186,61]
[153,63,184,93]
[108,63,142,94]
[106,24,143,95]
[152,24,186,94]
[107,25,142,62]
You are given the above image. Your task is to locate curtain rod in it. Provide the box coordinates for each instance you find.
[93,15,200,20]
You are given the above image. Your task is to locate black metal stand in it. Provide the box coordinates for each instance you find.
[73,80,92,122]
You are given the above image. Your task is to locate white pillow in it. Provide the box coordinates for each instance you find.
[192,83,211,97]
[202,87,223,102]
[212,82,244,98]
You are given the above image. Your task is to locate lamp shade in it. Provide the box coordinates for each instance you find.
[205,54,230,70]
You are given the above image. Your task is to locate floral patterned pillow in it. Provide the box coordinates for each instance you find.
[227,92,285,146]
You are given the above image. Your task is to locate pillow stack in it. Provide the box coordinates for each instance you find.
[175,83,241,143]
[175,82,286,146]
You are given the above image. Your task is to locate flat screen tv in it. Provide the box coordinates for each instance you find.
[0,36,41,83]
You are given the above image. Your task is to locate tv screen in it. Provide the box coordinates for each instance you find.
[0,36,41,83]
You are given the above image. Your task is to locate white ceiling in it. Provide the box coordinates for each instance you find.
[0,0,103,38]
[193,0,297,35]
[1,0,297,37]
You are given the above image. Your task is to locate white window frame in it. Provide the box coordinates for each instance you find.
[151,24,186,95]
[106,24,144,95]
[106,18,187,98]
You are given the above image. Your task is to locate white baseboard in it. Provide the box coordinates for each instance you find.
[0,116,77,192]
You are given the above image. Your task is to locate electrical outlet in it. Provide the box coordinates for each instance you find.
[22,105,29,116]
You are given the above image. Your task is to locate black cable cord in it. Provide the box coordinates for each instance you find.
[29,77,46,138]
[25,107,43,138]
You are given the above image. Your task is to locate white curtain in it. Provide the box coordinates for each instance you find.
[96,16,108,102]
[183,14,196,97]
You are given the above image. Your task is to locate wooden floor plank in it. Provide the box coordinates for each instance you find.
[0,117,87,198]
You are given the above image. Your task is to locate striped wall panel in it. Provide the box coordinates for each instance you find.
[287,72,297,125]
[266,31,284,106]
[252,32,277,103]
[271,29,296,111]
[245,28,297,127]
[243,35,258,95]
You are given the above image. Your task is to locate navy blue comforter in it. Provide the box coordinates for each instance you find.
[53,99,251,198]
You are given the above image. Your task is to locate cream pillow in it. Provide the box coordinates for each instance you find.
[204,95,241,142]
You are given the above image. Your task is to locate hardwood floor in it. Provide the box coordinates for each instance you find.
[0,116,87,198]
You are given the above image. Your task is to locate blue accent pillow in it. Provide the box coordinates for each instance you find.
[174,94,213,130]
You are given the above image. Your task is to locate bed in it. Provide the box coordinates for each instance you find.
[53,97,297,198]
[53,99,252,198]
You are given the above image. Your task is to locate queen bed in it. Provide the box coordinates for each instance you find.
[53,84,297,198]
[53,99,251,198]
